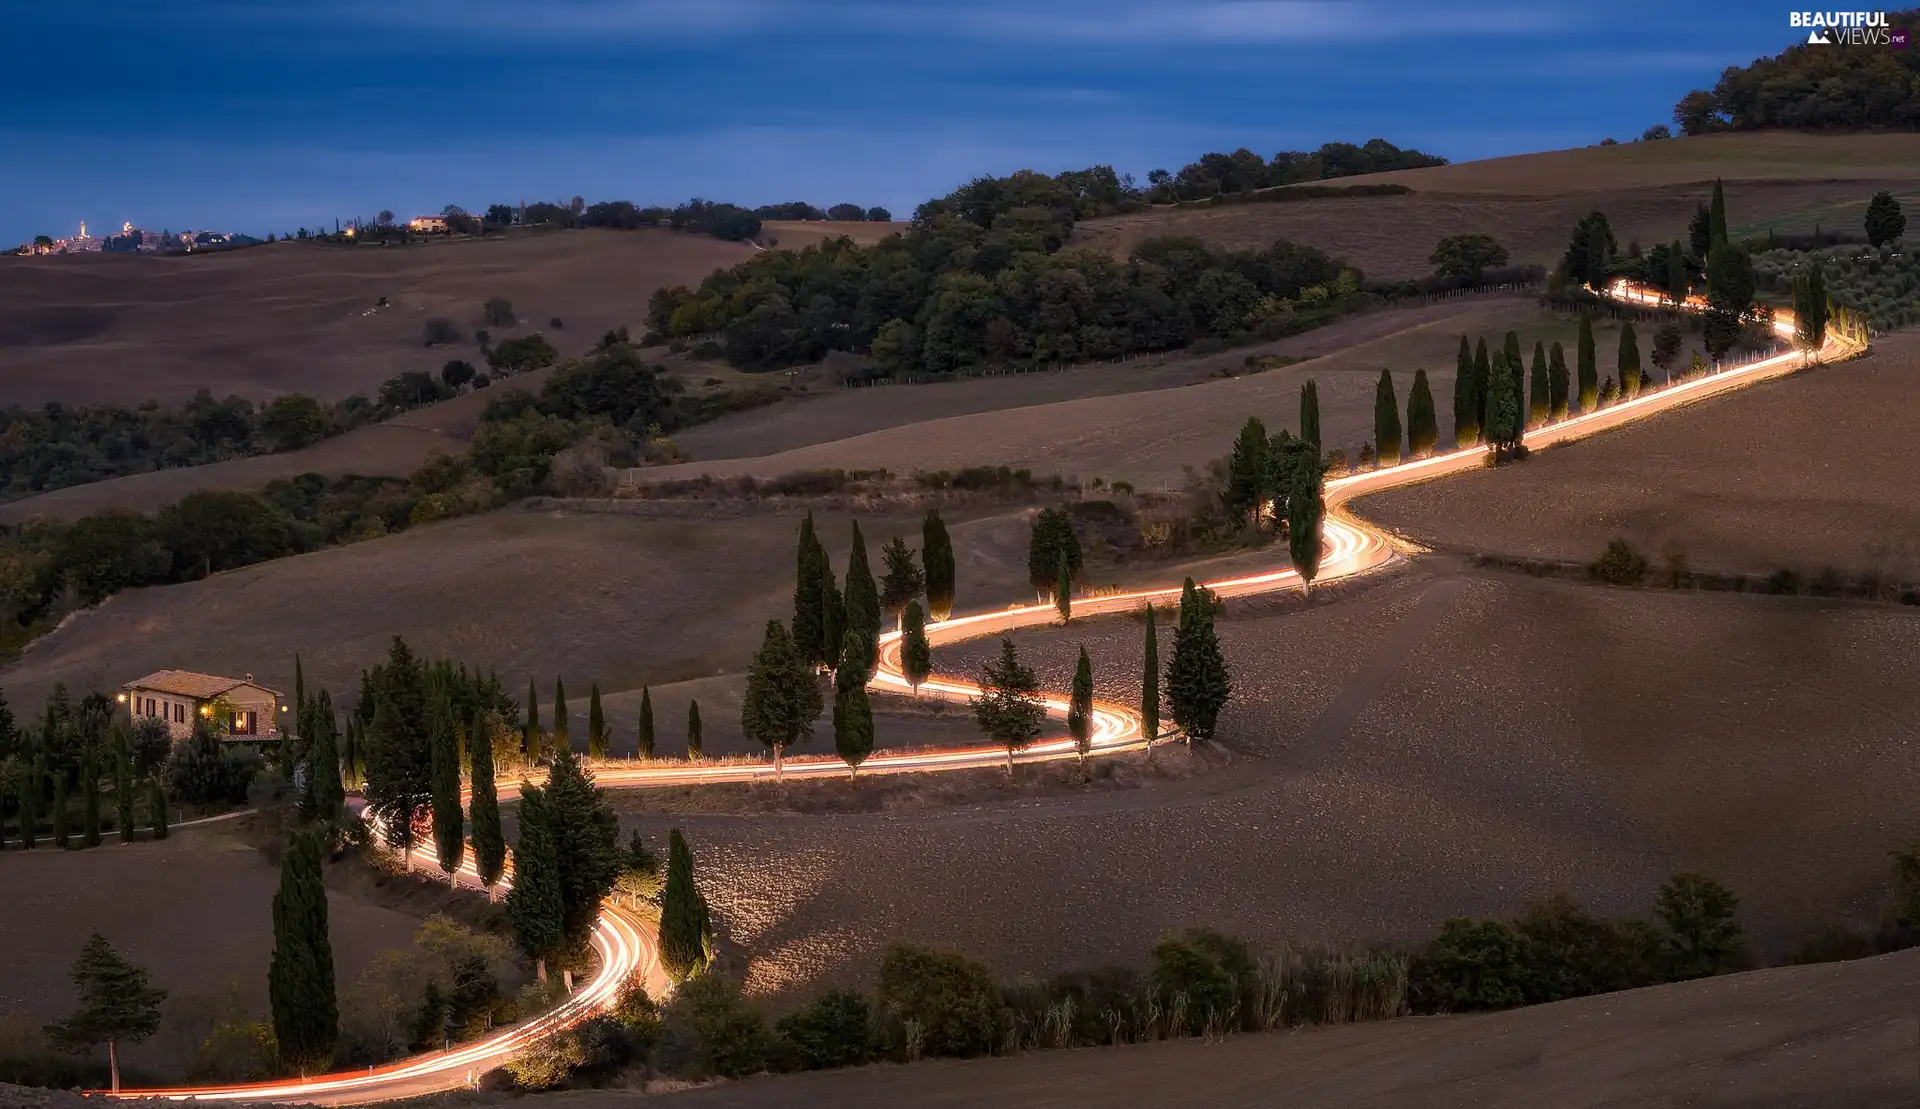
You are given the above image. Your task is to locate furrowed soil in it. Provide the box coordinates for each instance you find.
[1357,332,1920,580]
[611,565,1919,1002]
[1073,133,1920,279]
[0,228,752,407]
[531,948,1920,1109]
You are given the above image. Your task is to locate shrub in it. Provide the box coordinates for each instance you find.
[1654,872,1748,980]
[1782,925,1877,966]
[1589,538,1647,585]
[422,318,461,347]
[1149,929,1256,1033]
[166,723,262,805]
[1411,918,1530,1012]
[657,973,769,1079]
[1512,892,1661,1003]
[505,1027,584,1089]
[875,943,1009,1059]
[774,989,873,1070]
[483,297,516,326]
[692,341,723,360]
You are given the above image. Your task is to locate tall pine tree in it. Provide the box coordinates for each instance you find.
[842,521,882,681]
[1503,330,1524,418]
[821,566,846,680]
[44,932,166,1093]
[542,751,621,982]
[305,691,345,823]
[1141,602,1160,743]
[506,785,564,983]
[1223,416,1270,526]
[1055,554,1072,623]
[1576,314,1598,412]
[686,700,703,760]
[428,686,464,884]
[1299,380,1321,449]
[1373,368,1401,466]
[1548,341,1571,420]
[288,654,306,780]
[1668,239,1689,304]
[901,601,932,694]
[1406,368,1437,457]
[878,536,925,631]
[587,683,607,759]
[1472,337,1492,437]
[1708,178,1728,249]
[741,620,824,778]
[365,636,433,862]
[469,706,506,895]
[832,630,876,775]
[1288,452,1326,592]
[1167,579,1232,744]
[552,678,569,755]
[1452,335,1479,447]
[269,828,338,1076]
[1529,340,1550,425]
[1618,321,1642,398]
[636,687,655,760]
[658,829,712,984]
[922,509,956,621]
[1068,647,1094,765]
[792,512,828,668]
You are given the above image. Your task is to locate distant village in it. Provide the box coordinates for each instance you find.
[15,220,251,256]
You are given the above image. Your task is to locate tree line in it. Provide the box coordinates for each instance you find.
[1143,138,1446,204]
[1672,15,1920,133]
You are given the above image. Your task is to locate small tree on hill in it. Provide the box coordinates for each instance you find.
[1067,647,1095,766]
[1406,368,1438,457]
[1865,190,1906,247]
[587,684,607,758]
[1299,380,1321,448]
[1451,336,1478,447]
[686,700,703,760]
[901,601,932,695]
[44,932,166,1093]
[1618,321,1642,398]
[659,829,713,984]
[878,535,925,629]
[1373,368,1401,466]
[636,687,655,760]
[1655,871,1748,980]
[741,620,824,779]
[469,707,506,896]
[1428,233,1508,281]
[973,638,1045,775]
[1167,578,1232,744]
[270,828,339,1076]
[922,509,956,621]
[1650,325,1683,384]
[1223,416,1270,527]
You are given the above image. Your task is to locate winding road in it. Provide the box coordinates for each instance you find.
[110,284,1862,1103]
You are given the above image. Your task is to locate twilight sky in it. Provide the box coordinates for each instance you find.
[3,1,1794,245]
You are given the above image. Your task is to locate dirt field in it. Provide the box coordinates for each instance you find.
[644,297,1707,490]
[758,220,901,250]
[565,948,1920,1109]
[1357,332,1920,580]
[1073,133,1920,279]
[0,229,751,407]
[0,828,419,1079]
[611,565,1919,1001]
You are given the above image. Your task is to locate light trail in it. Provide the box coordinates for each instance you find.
[109,283,1859,1103]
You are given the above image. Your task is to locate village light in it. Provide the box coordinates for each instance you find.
[115,692,127,703]
[201,705,212,717]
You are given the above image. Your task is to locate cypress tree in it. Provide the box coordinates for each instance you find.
[1452,335,1478,447]
[429,688,464,884]
[1068,647,1094,764]
[1618,321,1642,398]
[833,674,875,778]
[1576,315,1598,412]
[339,716,360,792]
[922,509,956,622]
[469,706,505,894]
[1055,553,1072,623]
[304,691,345,824]
[1529,341,1550,425]
[1406,368,1437,457]
[1223,416,1270,526]
[1141,602,1160,743]
[821,565,846,677]
[1472,337,1491,436]
[113,730,134,844]
[1708,178,1727,249]
[1486,354,1522,457]
[741,620,824,778]
[1667,239,1688,303]
[1027,508,1082,598]
[365,636,432,861]
[973,637,1044,773]
[149,778,167,840]
[524,680,541,762]
[1373,368,1401,466]
[506,786,564,982]
[659,829,712,983]
[287,654,306,780]
[843,522,881,680]
[587,683,607,759]
[686,700,703,760]
[541,751,621,972]
[1299,379,1321,449]
[636,687,655,760]
[53,771,69,848]
[878,535,925,630]
[1167,578,1233,744]
[1287,452,1325,592]
[901,600,932,694]
[269,828,338,1076]
[1503,331,1524,417]
[1548,341,1571,420]
[552,678,569,755]
[792,512,827,668]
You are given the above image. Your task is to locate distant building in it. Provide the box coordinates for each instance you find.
[408,214,448,233]
[121,669,285,741]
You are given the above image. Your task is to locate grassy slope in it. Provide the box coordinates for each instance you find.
[1071,132,1920,279]
[580,948,1920,1109]
[0,228,753,408]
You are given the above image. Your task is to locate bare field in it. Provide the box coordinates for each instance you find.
[569,949,1920,1109]
[1358,333,1920,580]
[0,829,419,1079]
[758,220,902,249]
[644,297,1679,489]
[0,229,751,407]
[619,567,1919,1002]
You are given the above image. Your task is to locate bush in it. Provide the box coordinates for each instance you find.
[1512,892,1661,1003]
[505,1027,584,1090]
[483,297,516,326]
[1589,538,1647,585]
[657,973,769,1079]
[422,318,461,347]
[1411,917,1530,1012]
[166,723,262,806]
[875,943,1009,1059]
[1149,929,1256,1033]
[774,989,874,1070]
[1654,872,1749,980]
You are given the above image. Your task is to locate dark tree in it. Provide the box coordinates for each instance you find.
[1576,316,1598,413]
[1287,451,1325,591]
[1141,602,1161,742]
[1667,240,1689,304]
[543,751,621,977]
[44,932,166,1093]
[365,636,431,858]
[1067,647,1095,764]
[1688,204,1713,262]
[832,646,876,778]
[1055,554,1072,623]
[878,535,925,629]
[1655,872,1748,980]
[587,683,607,759]
[1298,379,1321,449]
[741,620,824,777]
[524,679,541,762]
[901,600,932,694]
[636,687,655,760]
[290,655,307,780]
[429,689,464,883]
[1650,324,1684,382]
[842,522,882,682]
[1485,353,1523,459]
[1406,369,1438,457]
[269,828,338,1075]
[659,829,713,983]
[1025,508,1082,598]
[81,758,101,848]
[1794,265,1829,353]
[53,771,69,848]
[1167,578,1232,744]
[305,690,345,823]
[113,731,134,844]
[149,777,167,840]
[1865,190,1906,247]
[1428,233,1508,281]
[973,638,1045,774]
[821,565,846,679]
[1472,337,1491,434]
[1373,368,1402,466]
[791,513,828,668]
[1452,335,1479,447]
[922,509,956,621]
[1562,210,1618,289]
[1223,416,1270,526]
[469,706,506,893]
[1708,179,1727,250]
[506,785,565,982]
[1617,321,1642,399]
[1548,341,1571,419]
[552,677,569,754]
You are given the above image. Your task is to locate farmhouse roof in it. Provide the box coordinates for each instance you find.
[124,669,280,700]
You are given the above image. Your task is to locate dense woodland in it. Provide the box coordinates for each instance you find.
[1673,11,1920,132]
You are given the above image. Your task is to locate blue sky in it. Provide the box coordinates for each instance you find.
[3,1,1795,245]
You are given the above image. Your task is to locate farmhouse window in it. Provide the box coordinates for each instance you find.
[231,711,255,735]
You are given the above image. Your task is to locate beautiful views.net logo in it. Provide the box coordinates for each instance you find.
[1790,11,1898,45]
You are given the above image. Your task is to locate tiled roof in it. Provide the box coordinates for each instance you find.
[123,669,279,700]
